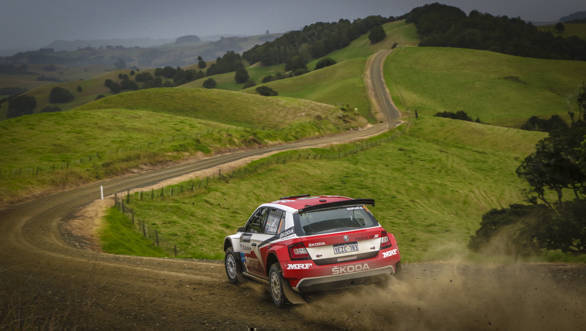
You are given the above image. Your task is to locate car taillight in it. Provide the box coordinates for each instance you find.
[380,231,392,249]
[288,242,310,260]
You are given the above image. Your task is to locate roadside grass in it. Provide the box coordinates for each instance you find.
[100,207,168,257]
[385,47,586,127]
[120,117,547,262]
[0,97,361,204]
[76,87,362,130]
[539,23,586,40]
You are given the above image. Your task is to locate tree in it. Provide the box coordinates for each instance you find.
[555,22,565,33]
[41,105,61,113]
[76,85,82,93]
[256,86,278,96]
[285,55,306,71]
[198,56,206,69]
[203,78,216,89]
[235,67,249,84]
[7,95,36,118]
[314,57,337,70]
[49,87,74,103]
[368,25,386,44]
[104,79,121,93]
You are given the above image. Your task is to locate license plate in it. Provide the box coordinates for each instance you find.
[333,242,358,255]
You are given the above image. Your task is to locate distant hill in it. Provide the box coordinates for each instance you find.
[3,33,281,68]
[560,11,586,23]
[175,35,201,44]
[45,38,174,51]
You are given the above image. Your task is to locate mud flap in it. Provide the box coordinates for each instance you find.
[282,280,306,305]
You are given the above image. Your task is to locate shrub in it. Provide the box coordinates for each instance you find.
[291,68,308,76]
[203,78,217,89]
[76,85,82,93]
[41,105,61,113]
[7,95,36,118]
[315,57,337,70]
[434,110,474,121]
[368,25,386,44]
[521,115,568,132]
[104,79,121,93]
[256,86,278,96]
[49,87,74,103]
[235,67,250,84]
[262,75,274,83]
[95,94,105,100]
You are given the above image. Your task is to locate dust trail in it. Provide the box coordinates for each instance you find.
[295,262,586,330]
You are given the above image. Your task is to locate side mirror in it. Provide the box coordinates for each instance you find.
[238,226,246,232]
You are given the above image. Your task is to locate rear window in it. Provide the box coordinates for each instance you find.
[297,206,378,235]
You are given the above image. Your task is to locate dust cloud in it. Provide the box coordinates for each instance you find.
[295,261,586,330]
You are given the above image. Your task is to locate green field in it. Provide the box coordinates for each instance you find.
[109,117,545,261]
[385,47,586,127]
[539,23,586,40]
[0,88,364,204]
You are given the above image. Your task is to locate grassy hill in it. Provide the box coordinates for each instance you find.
[539,23,586,40]
[183,20,420,123]
[0,88,364,204]
[385,47,586,127]
[110,117,546,261]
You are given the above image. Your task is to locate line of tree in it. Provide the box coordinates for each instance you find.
[406,3,586,61]
[242,16,392,67]
[104,66,204,93]
[206,51,244,76]
[434,110,480,122]
[469,85,586,255]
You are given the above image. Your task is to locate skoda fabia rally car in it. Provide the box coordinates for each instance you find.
[223,195,401,307]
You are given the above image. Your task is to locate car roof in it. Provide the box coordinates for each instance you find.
[270,195,352,210]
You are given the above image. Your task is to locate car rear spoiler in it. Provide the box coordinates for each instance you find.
[298,199,375,214]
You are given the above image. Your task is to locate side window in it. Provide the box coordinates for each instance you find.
[246,207,268,233]
[264,209,284,235]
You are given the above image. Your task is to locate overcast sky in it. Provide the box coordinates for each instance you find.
[0,0,583,51]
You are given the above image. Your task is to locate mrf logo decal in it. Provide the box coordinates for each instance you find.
[287,263,312,270]
[382,249,398,258]
[331,263,369,275]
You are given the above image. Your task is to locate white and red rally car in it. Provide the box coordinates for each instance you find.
[223,194,401,306]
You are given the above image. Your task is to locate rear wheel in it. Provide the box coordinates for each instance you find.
[224,247,243,284]
[269,264,289,307]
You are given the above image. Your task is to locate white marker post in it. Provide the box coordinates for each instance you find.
[100,185,104,200]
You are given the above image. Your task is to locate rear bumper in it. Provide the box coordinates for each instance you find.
[294,265,395,293]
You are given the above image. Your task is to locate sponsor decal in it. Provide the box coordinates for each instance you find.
[308,241,326,247]
[343,235,350,242]
[382,249,398,258]
[240,244,251,251]
[331,263,370,275]
[279,227,295,239]
[287,263,312,270]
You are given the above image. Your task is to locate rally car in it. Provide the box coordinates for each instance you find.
[223,194,401,307]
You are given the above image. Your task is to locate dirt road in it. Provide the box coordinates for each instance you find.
[1,50,584,330]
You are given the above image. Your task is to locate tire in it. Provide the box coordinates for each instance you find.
[268,263,289,308]
[224,247,243,284]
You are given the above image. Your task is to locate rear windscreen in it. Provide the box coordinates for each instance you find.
[297,206,378,235]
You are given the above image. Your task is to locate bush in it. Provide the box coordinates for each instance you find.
[95,94,105,100]
[41,105,61,113]
[368,25,386,44]
[285,55,307,71]
[291,68,308,76]
[262,75,274,83]
[256,86,278,96]
[7,95,36,118]
[203,78,216,89]
[235,67,250,84]
[104,79,121,94]
[49,87,74,103]
[242,80,256,88]
[135,72,154,83]
[76,85,82,93]
[521,115,568,132]
[198,56,206,69]
[315,57,337,70]
[434,110,474,121]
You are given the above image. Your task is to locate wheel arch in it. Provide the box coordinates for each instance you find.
[266,252,279,276]
[224,238,233,251]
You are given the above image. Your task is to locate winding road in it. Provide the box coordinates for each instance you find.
[2,50,584,330]
[0,50,399,329]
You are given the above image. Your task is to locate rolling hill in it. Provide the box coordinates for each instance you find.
[0,88,364,204]
[384,47,586,127]
[112,117,545,261]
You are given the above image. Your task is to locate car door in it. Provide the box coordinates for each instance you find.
[242,207,269,276]
[244,208,284,277]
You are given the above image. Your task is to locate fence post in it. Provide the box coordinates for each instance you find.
[142,220,146,237]
[174,245,177,257]
[100,185,104,200]
[155,230,159,247]
[131,210,135,224]
[126,190,130,203]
